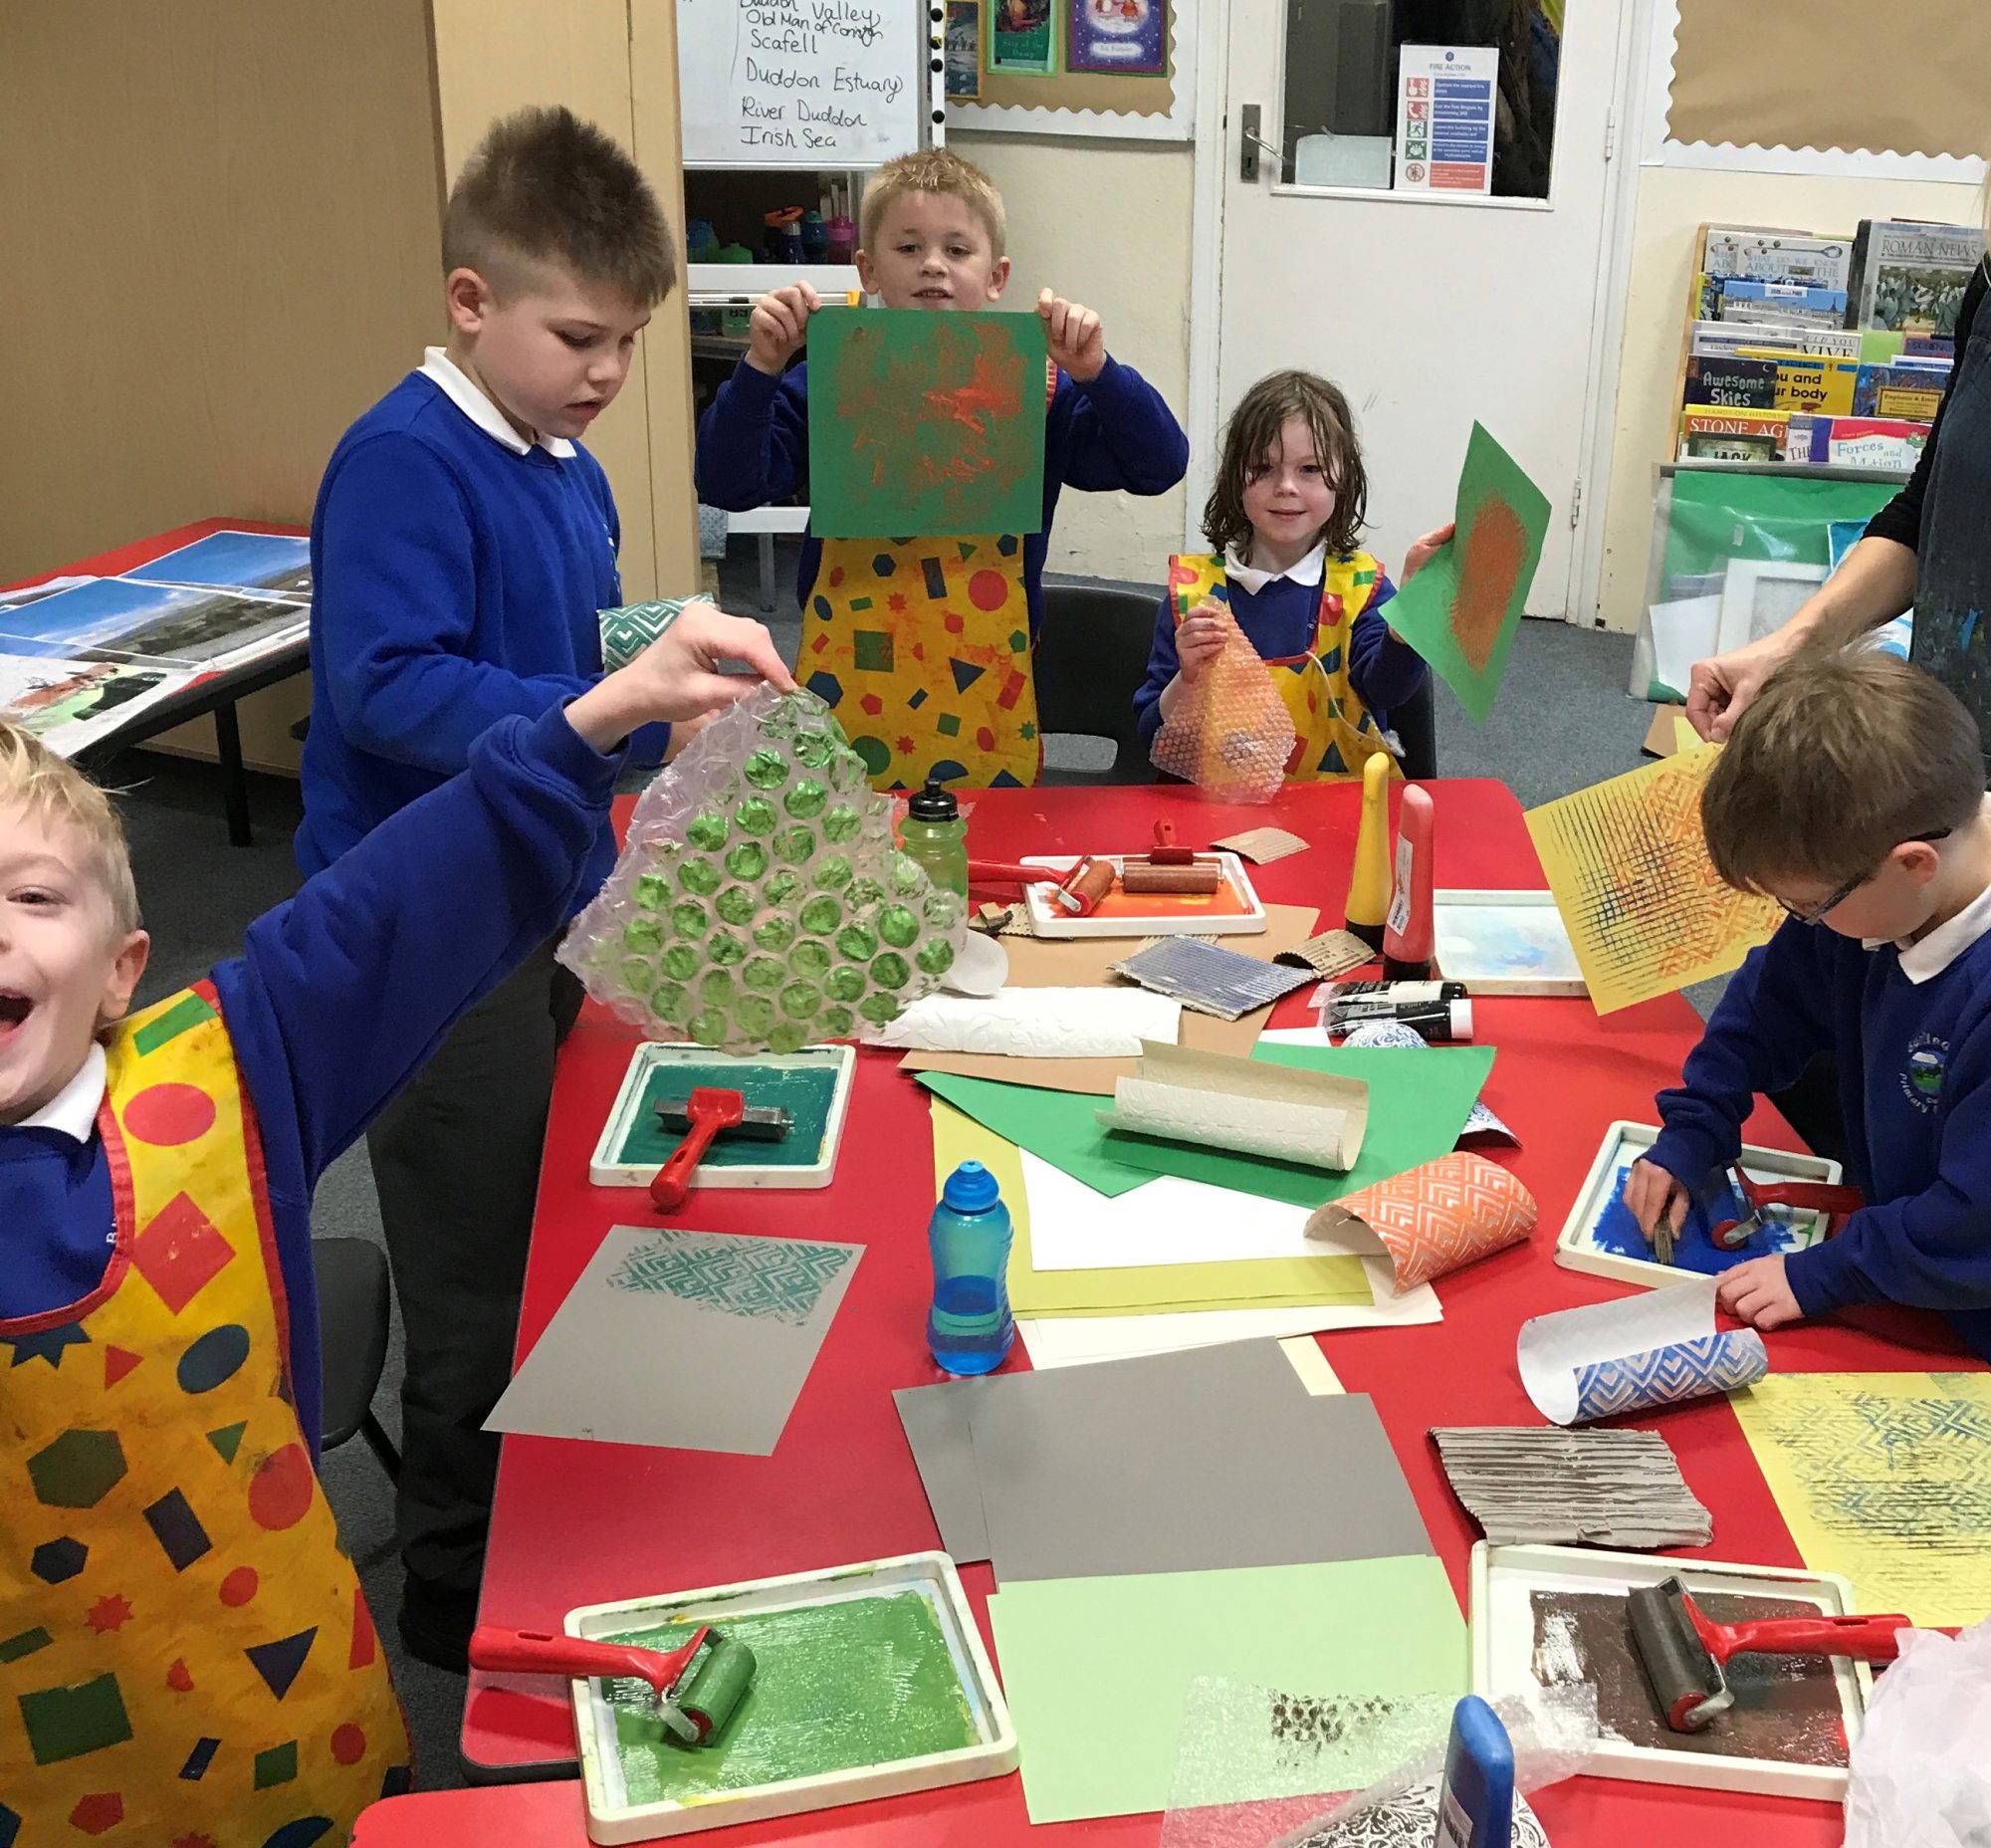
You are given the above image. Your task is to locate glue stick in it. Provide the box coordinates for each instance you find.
[1383,785,1436,981]
[1344,753,1393,950]
[1322,993,1473,1042]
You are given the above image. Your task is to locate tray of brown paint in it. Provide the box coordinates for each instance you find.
[1468,1540,1871,1800]
[565,1552,1015,1841]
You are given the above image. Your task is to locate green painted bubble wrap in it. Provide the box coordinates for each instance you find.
[561,685,968,1054]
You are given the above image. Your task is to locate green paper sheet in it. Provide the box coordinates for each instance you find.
[987,1556,1468,1825]
[807,308,1048,538]
[928,1093,1374,1316]
[918,1067,1150,1197]
[1104,1044,1496,1208]
[1383,422,1552,725]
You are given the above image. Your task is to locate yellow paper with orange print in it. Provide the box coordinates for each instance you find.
[801,535,1039,790]
[0,985,407,1842]
[1525,745,1781,1014]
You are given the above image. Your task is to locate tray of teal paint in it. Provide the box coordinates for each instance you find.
[589,1042,857,1190]
[565,1551,1017,1841]
[1554,1120,1843,1290]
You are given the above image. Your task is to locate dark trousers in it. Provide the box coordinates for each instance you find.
[365,939,584,1598]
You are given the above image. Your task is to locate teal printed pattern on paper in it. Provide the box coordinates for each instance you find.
[608,1230,856,1325]
[599,597,693,673]
[1573,1328,1767,1423]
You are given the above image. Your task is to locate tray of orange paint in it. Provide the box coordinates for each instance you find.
[1016,852,1266,939]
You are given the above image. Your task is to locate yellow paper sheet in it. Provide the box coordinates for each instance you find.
[928,1099,1375,1318]
[1732,1372,1991,1627]
[1524,744,1780,1015]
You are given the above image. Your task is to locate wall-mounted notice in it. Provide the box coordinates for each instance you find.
[1394,43,1496,195]
[679,0,926,168]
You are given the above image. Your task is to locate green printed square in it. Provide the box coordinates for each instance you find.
[254,1740,298,1789]
[852,630,894,673]
[133,992,217,1056]
[19,1673,132,1765]
[936,713,962,738]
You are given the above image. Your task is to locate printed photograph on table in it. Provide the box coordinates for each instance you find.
[990,0,1055,73]
[808,308,1048,538]
[119,528,314,599]
[945,0,984,98]
[0,656,194,757]
[1064,0,1166,76]
[0,575,307,667]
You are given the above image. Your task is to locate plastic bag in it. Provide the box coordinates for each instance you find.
[1844,1619,1991,1848]
[559,685,967,1054]
[1152,604,1296,805]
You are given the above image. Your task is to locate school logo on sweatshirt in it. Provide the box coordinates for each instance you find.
[1902,1034,1949,1111]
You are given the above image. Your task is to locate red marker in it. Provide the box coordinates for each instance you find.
[1383,785,1436,981]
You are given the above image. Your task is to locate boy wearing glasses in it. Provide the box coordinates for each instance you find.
[1626,645,1991,1357]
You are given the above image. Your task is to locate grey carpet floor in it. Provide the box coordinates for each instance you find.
[111,560,1680,1790]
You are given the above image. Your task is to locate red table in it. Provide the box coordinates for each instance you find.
[366,777,1973,1846]
[4,518,310,844]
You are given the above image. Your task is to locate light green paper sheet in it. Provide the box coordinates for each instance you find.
[807,308,1048,539]
[1103,1044,1496,1208]
[987,1556,1468,1825]
[1382,422,1552,725]
[929,1095,1374,1316]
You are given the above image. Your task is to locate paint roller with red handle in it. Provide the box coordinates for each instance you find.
[468,1622,757,1745]
[967,856,1116,917]
[1709,1171,1866,1250]
[1627,1575,1955,1733]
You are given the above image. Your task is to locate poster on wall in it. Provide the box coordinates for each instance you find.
[945,0,985,97]
[1395,44,1496,194]
[991,0,1055,73]
[1065,0,1166,75]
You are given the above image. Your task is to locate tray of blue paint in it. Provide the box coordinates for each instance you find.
[589,1041,857,1191]
[565,1551,1016,1841]
[1554,1120,1844,1290]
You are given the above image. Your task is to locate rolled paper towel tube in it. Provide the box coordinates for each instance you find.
[1120,862,1223,894]
[1101,1075,1360,1170]
[1516,1275,1769,1426]
[1305,1152,1535,1292]
[1345,752,1394,949]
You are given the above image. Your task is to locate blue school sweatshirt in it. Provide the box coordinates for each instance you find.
[1646,903,1991,1360]
[694,353,1189,632]
[1132,565,1427,748]
[298,367,665,890]
[0,705,621,1453]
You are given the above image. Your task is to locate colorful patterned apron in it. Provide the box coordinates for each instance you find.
[1171,552,1401,781]
[796,359,1057,792]
[0,984,409,1846]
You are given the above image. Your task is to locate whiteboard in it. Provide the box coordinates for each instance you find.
[679,0,932,169]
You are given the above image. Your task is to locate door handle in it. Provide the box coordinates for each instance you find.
[1238,104,1283,183]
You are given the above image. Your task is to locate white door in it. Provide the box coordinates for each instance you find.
[1206,0,1628,619]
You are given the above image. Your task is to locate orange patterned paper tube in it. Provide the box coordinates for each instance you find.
[1308,1152,1536,1292]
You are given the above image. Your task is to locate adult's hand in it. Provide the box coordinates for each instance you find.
[1685,625,1809,742]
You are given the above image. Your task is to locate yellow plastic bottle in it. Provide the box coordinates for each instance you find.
[1344,752,1394,949]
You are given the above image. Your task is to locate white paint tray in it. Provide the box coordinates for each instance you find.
[566,1552,1016,1841]
[1019,851,1266,938]
[1555,1120,1844,1289]
[1432,888,1590,997]
[1469,1540,1870,1799]
[588,1042,856,1190]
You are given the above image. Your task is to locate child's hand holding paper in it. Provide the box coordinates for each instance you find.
[747,281,823,376]
[1175,599,1229,683]
[1037,288,1105,381]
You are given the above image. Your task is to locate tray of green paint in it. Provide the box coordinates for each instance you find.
[566,1551,1017,1841]
[589,1041,857,1190]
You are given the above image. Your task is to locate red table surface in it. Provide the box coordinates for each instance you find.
[389,778,1973,1848]
[4,516,306,591]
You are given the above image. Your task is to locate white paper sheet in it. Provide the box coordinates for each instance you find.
[1649,594,1723,701]
[874,987,1181,1057]
[1022,1150,1320,1271]
[1016,1259,1441,1369]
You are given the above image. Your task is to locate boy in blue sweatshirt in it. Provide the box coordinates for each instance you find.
[695,147,1189,790]
[1626,646,1991,1359]
[301,106,685,1667]
[0,608,788,1841]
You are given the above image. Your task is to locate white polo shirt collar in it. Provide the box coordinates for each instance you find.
[1224,541,1326,595]
[17,1043,106,1144]
[1892,877,1991,984]
[418,347,575,459]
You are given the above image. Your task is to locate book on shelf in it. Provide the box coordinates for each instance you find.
[1689,319,1862,361]
[1782,415,1930,468]
[1848,219,1985,335]
[1852,359,1951,420]
[1713,279,1850,329]
[1682,354,1779,410]
[1726,352,1859,418]
[1678,405,1790,461]
[1701,226,1855,292]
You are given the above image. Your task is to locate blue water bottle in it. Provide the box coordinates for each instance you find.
[926,1161,1014,1374]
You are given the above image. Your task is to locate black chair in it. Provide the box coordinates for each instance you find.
[1393,672,1438,782]
[314,1237,400,1480]
[1033,581,1160,785]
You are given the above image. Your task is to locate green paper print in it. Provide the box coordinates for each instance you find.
[603,1591,978,1804]
[808,308,1048,539]
[607,1229,857,1325]
[598,596,692,673]
[1383,422,1551,726]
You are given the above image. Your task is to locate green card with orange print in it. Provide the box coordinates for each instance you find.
[1384,421,1551,725]
[809,307,1048,539]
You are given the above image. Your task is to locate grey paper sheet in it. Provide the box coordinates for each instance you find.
[486,1225,862,1456]
[891,1376,994,1559]
[896,1341,1434,1582]
[1430,1425,1712,1548]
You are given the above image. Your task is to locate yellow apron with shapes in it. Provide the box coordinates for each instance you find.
[803,535,1038,790]
[0,983,409,1847]
[1170,552,1402,782]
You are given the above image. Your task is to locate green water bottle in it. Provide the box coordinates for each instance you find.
[901,778,969,899]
